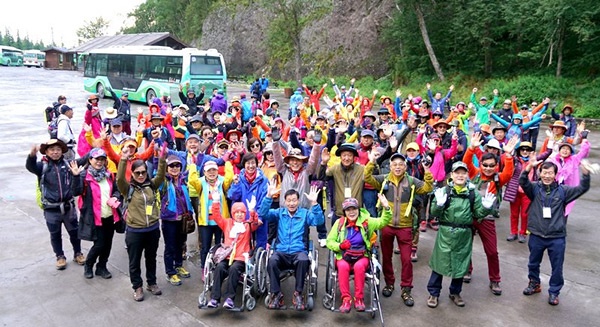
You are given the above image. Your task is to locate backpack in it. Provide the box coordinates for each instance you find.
[35,158,69,209]
[378,174,419,231]
[443,185,476,213]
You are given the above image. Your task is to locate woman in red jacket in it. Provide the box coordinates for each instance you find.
[303,83,327,113]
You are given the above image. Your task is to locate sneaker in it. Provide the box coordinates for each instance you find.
[427,295,438,308]
[207,299,219,308]
[354,297,365,312]
[548,293,559,306]
[449,294,465,307]
[73,253,86,265]
[463,273,472,283]
[292,291,305,311]
[133,287,144,302]
[176,266,191,278]
[429,220,439,231]
[523,280,541,295]
[84,265,94,279]
[394,247,401,254]
[518,234,527,243]
[268,292,285,310]
[318,238,327,248]
[410,249,418,262]
[506,234,518,242]
[339,297,352,313]
[419,221,427,232]
[146,284,162,295]
[95,266,112,279]
[489,281,502,295]
[56,256,67,270]
[167,274,182,286]
[401,287,415,306]
[223,298,235,309]
[382,285,394,297]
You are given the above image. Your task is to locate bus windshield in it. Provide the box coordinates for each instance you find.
[190,56,223,75]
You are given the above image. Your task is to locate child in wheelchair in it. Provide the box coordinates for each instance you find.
[326,195,392,313]
[205,191,261,309]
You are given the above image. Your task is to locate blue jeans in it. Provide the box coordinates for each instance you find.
[162,220,184,276]
[427,270,463,297]
[362,189,378,218]
[528,234,566,295]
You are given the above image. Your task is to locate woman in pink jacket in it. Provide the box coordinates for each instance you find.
[551,138,590,217]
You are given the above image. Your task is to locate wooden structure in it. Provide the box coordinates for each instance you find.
[43,47,76,70]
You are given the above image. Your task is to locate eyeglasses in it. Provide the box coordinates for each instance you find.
[251,143,261,148]
[520,148,532,152]
[168,164,182,168]
[481,163,497,168]
[133,170,147,176]
[219,145,228,149]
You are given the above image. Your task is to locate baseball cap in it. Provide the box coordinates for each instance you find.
[451,161,468,172]
[89,148,107,159]
[203,161,218,172]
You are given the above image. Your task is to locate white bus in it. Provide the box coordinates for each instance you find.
[83,46,227,105]
[23,49,45,68]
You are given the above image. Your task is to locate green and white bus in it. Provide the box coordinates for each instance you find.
[23,49,45,68]
[0,46,24,66]
[83,46,227,105]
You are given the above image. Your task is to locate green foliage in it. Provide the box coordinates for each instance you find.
[76,17,110,45]
[0,29,48,50]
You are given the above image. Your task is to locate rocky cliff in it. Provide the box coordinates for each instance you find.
[200,0,395,79]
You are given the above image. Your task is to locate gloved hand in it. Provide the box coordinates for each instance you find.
[481,192,497,209]
[434,188,447,207]
[271,127,282,141]
[339,239,351,251]
[313,129,322,143]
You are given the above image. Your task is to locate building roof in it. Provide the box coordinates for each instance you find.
[43,46,70,53]
[69,32,188,53]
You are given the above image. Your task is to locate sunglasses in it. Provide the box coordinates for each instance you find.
[219,145,228,149]
[251,143,261,148]
[520,148,532,152]
[481,163,497,168]
[168,164,182,168]
[133,170,147,176]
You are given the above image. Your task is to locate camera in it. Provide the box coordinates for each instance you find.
[422,156,432,167]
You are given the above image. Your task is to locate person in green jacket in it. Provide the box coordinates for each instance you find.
[470,87,499,125]
[326,194,392,313]
[426,161,497,308]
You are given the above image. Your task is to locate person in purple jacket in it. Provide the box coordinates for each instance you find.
[210,90,228,114]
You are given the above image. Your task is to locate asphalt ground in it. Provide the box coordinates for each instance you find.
[1,67,599,327]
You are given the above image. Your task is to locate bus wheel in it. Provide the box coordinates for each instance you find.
[96,83,105,98]
[146,89,156,106]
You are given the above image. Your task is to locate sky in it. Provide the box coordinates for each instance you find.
[1,0,146,49]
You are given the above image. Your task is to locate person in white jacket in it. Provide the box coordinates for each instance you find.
[56,104,76,160]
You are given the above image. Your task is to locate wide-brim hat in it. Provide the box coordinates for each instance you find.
[433,120,450,129]
[492,125,507,134]
[40,139,68,155]
[225,129,243,141]
[335,143,359,157]
[479,124,491,134]
[363,111,376,120]
[517,141,533,151]
[104,107,118,119]
[377,107,390,115]
[562,104,574,113]
[550,120,567,130]
[150,113,164,121]
[284,148,308,163]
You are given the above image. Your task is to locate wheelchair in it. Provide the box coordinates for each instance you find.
[259,240,319,311]
[322,246,385,326]
[198,243,267,311]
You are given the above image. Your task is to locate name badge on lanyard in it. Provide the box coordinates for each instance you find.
[543,207,551,219]
[344,187,352,198]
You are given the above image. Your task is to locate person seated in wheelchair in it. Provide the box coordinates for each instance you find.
[326,195,392,313]
[258,183,324,311]
[206,191,262,309]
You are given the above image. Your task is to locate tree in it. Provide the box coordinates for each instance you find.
[76,17,110,45]
[412,1,445,81]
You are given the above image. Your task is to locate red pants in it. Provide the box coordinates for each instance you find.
[381,226,413,287]
[469,219,501,282]
[510,192,530,235]
[337,257,370,300]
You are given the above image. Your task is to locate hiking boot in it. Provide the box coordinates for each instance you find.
[382,285,394,297]
[339,297,352,313]
[489,281,502,295]
[74,253,86,265]
[207,299,219,308]
[95,266,112,279]
[506,234,518,242]
[223,298,235,309]
[167,274,182,286]
[176,266,191,278]
[133,287,144,302]
[411,249,418,262]
[427,295,438,308]
[56,256,67,270]
[429,220,439,231]
[401,287,415,307]
[394,247,401,254]
[146,284,162,295]
[548,294,559,306]
[354,297,365,312]
[518,234,527,243]
[292,291,305,311]
[84,264,94,279]
[449,294,465,307]
[318,239,327,248]
[463,273,472,283]
[523,280,541,295]
[419,221,427,232]
[268,292,285,310]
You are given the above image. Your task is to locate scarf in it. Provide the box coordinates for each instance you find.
[229,222,246,239]
[245,170,257,184]
[87,166,107,182]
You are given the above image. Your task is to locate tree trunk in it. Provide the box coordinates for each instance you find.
[414,2,445,81]
[556,24,564,78]
[295,38,302,86]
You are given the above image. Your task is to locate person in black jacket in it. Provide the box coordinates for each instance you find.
[519,159,591,306]
[26,139,86,270]
[108,87,132,135]
[178,83,205,116]
[71,148,122,279]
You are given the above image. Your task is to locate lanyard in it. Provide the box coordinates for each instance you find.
[538,187,557,208]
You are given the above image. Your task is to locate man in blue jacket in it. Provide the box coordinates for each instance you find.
[259,184,324,311]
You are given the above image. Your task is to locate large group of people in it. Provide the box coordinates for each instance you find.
[30,78,595,311]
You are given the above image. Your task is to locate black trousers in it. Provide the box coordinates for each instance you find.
[126,227,160,289]
[267,251,309,294]
[86,217,115,268]
[211,260,245,301]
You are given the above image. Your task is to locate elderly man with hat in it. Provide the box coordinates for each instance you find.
[539,119,583,157]
[179,83,205,116]
[469,87,499,125]
[551,104,577,138]
[26,139,86,270]
[107,87,132,134]
[365,151,434,306]
[377,107,394,126]
[56,104,76,160]
[143,113,175,150]
[497,99,514,123]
